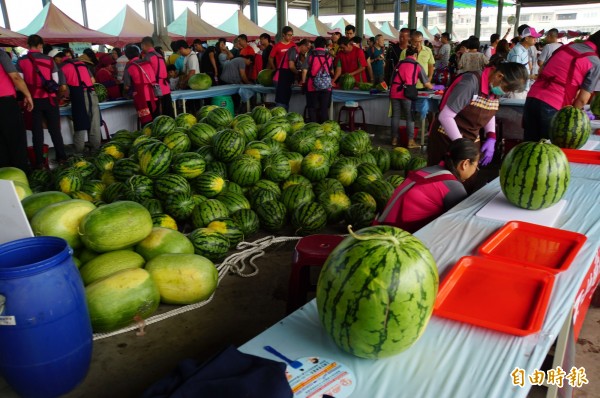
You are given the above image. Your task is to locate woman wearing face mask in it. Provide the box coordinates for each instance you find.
[427,62,529,167]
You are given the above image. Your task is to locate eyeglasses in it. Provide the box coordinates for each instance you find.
[471,159,480,171]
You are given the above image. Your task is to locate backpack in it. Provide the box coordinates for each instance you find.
[309,52,331,90]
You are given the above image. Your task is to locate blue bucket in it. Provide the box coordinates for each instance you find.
[0,237,92,398]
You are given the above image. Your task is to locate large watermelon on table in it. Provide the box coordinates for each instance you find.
[255,200,287,232]
[212,129,246,162]
[316,225,438,359]
[228,155,262,187]
[291,202,327,235]
[187,228,230,262]
[152,115,176,139]
[188,73,213,90]
[94,83,108,102]
[548,106,591,149]
[301,152,330,182]
[339,74,356,90]
[499,140,570,210]
[171,152,206,179]
[138,142,172,178]
[206,107,233,129]
[256,69,275,87]
[262,153,292,182]
[187,123,217,148]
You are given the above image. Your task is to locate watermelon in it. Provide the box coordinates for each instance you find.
[251,106,272,124]
[152,213,178,230]
[591,94,600,116]
[548,106,591,149]
[195,146,215,163]
[231,209,260,236]
[321,120,342,141]
[54,170,83,194]
[163,193,196,220]
[270,106,287,118]
[287,129,317,155]
[304,122,325,137]
[386,174,406,188]
[290,120,305,134]
[255,200,287,232]
[101,182,127,203]
[312,135,340,159]
[358,82,372,91]
[262,153,292,182]
[81,180,106,201]
[233,121,258,142]
[207,218,244,248]
[79,250,146,286]
[370,147,391,173]
[196,105,218,120]
[205,161,228,179]
[313,178,345,198]
[192,172,225,198]
[390,147,411,170]
[192,193,208,206]
[319,190,352,222]
[163,130,191,154]
[152,115,176,139]
[286,112,304,124]
[256,69,275,87]
[364,179,395,212]
[135,227,194,261]
[191,199,230,228]
[30,199,96,249]
[282,174,312,191]
[28,168,53,188]
[112,158,141,181]
[187,123,217,148]
[340,130,372,156]
[280,183,316,213]
[406,157,427,172]
[123,175,154,202]
[283,151,303,174]
[357,152,377,166]
[339,73,356,90]
[14,181,32,198]
[328,158,358,187]
[250,179,282,198]
[499,140,570,210]
[244,141,272,161]
[138,142,173,177]
[94,83,108,102]
[212,129,246,162]
[249,189,279,208]
[232,114,255,127]
[21,191,70,220]
[141,198,163,215]
[291,202,327,235]
[69,191,94,202]
[301,152,330,182]
[357,162,384,181]
[141,123,153,136]
[187,228,230,262]
[146,254,218,304]
[316,225,438,359]
[228,155,262,187]
[154,174,191,200]
[170,152,206,179]
[223,181,243,196]
[262,138,287,155]
[69,158,97,179]
[188,73,213,90]
[258,121,287,142]
[80,201,153,252]
[100,141,126,159]
[86,268,160,333]
[206,107,233,129]
[216,191,251,213]
[344,203,376,229]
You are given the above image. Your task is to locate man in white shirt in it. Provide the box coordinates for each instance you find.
[115,52,129,83]
[177,41,199,89]
[538,28,562,73]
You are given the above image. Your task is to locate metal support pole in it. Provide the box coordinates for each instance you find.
[474,0,482,38]
[408,0,417,30]
[250,0,258,24]
[446,0,454,35]
[152,0,159,35]
[515,4,521,34]
[81,0,89,28]
[41,0,50,6]
[196,1,201,17]
[144,0,150,21]
[356,0,365,39]
[276,0,288,42]
[310,0,318,18]
[423,5,429,28]
[496,0,504,35]
[164,0,174,25]
[1,0,11,29]
[393,0,400,29]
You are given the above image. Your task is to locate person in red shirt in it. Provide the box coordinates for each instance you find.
[0,49,33,171]
[331,36,368,85]
[60,49,102,155]
[268,26,297,110]
[17,35,67,168]
[122,45,159,126]
[141,36,173,118]
[95,54,121,100]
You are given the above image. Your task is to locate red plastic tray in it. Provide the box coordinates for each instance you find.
[478,221,587,273]
[561,148,600,164]
[434,256,555,336]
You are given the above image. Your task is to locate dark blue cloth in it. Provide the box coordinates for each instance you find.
[523,96,557,141]
[142,345,293,398]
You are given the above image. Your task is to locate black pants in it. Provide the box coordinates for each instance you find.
[275,70,295,110]
[0,97,30,171]
[160,93,174,118]
[31,98,66,165]
[306,90,332,123]
[522,97,557,142]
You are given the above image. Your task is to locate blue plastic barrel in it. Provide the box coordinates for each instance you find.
[0,237,92,398]
[211,95,235,116]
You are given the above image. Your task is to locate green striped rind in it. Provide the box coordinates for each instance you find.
[316,225,438,359]
[216,191,251,214]
[69,158,97,179]
[280,184,316,213]
[212,129,246,162]
[192,172,226,198]
[233,121,258,142]
[207,218,244,248]
[54,170,83,194]
[112,158,141,182]
[255,200,287,232]
[364,179,395,212]
[350,192,377,212]
[187,123,217,148]
[99,141,126,159]
[344,203,376,229]
[152,213,178,230]
[248,189,279,208]
[125,175,154,202]
[258,120,288,142]
[283,151,303,175]
[386,174,406,188]
[357,162,383,181]
[81,180,106,201]
[170,152,206,179]
[163,193,196,220]
[549,106,591,149]
[175,113,197,128]
[357,152,377,166]
[141,198,163,215]
[251,106,272,124]
[154,174,192,200]
[195,146,215,163]
[340,130,371,156]
[152,115,176,139]
[270,106,287,118]
[370,147,391,173]
[192,194,208,206]
[282,174,312,191]
[231,209,260,236]
[301,152,330,182]
[312,136,340,160]
[132,137,161,159]
[191,199,230,228]
[304,122,325,137]
[224,181,243,195]
[196,105,218,120]
[591,94,600,116]
[262,138,287,155]
[339,73,356,90]
[406,157,427,172]
[291,202,327,235]
[231,113,255,127]
[285,111,304,124]
[138,142,172,177]
[328,158,358,187]
[262,153,292,182]
[287,129,317,155]
[206,107,233,129]
[94,153,116,173]
[244,141,272,161]
[187,228,230,262]
[228,155,262,187]
[321,120,342,141]
[251,179,282,197]
[318,191,352,222]
[499,141,570,210]
[390,147,411,170]
[163,130,191,154]
[101,182,127,203]
[313,178,345,198]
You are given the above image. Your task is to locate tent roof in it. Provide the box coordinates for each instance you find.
[299,15,332,37]
[262,16,316,40]
[0,26,27,47]
[218,10,275,40]
[364,20,396,41]
[379,21,400,40]
[330,18,354,33]
[18,3,116,45]
[98,5,156,47]
[168,9,235,41]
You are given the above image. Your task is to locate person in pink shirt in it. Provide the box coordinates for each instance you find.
[301,36,333,123]
[375,138,479,233]
[95,54,121,100]
[524,29,600,141]
[122,45,159,126]
[141,36,173,118]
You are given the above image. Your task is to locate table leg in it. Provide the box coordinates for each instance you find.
[182,99,187,114]
[246,100,251,113]
[329,101,333,121]
[544,308,572,398]
[420,118,426,147]
[172,101,177,117]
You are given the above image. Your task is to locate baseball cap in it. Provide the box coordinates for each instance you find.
[327,28,342,35]
[48,48,61,58]
[521,27,542,38]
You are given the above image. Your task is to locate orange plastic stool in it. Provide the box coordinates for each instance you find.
[287,234,345,314]
[337,105,366,131]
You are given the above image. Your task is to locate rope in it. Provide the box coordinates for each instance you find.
[92,235,301,341]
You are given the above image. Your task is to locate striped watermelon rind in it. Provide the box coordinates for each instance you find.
[549,106,591,149]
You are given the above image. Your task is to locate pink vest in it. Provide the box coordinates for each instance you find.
[0,64,16,97]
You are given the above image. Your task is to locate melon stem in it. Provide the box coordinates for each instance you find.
[347,225,400,246]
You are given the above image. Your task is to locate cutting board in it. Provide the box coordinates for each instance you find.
[0,180,33,244]
[475,191,567,227]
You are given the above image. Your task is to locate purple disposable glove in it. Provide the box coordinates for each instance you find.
[432,84,445,91]
[585,110,596,120]
[480,138,496,166]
